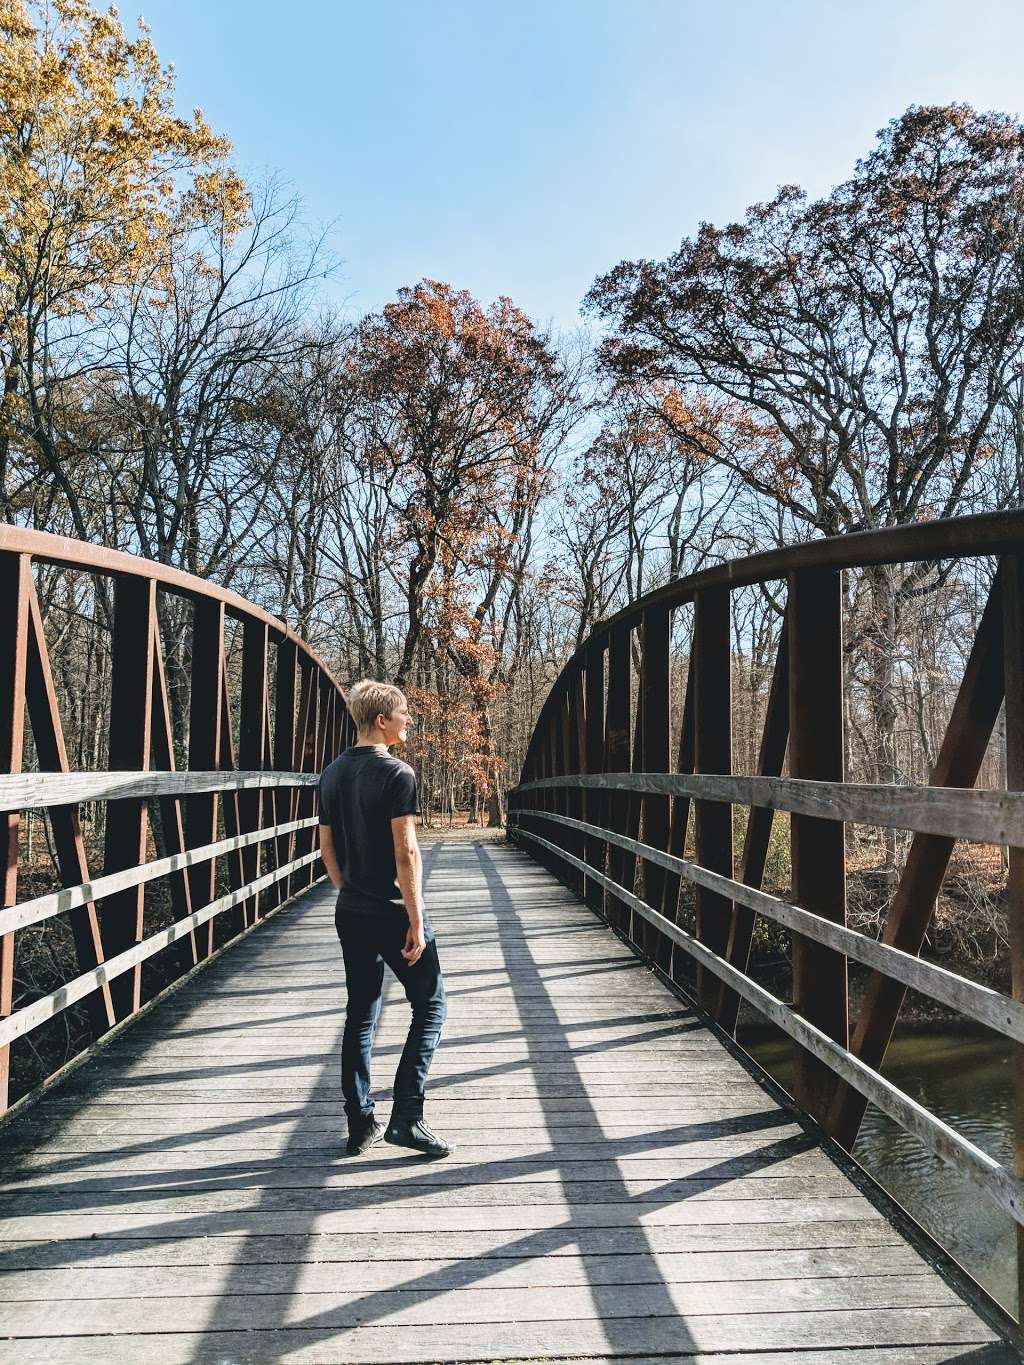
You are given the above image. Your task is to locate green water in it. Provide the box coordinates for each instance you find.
[740,1024,1016,1314]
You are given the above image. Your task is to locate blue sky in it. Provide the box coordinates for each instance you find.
[136,0,1024,332]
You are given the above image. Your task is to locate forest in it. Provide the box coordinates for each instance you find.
[4,0,1024,1086]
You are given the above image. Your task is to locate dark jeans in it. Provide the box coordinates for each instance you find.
[335,907,446,1124]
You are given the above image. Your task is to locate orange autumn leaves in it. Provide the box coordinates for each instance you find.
[349,280,577,806]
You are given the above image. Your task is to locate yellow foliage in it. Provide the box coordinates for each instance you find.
[0,0,248,358]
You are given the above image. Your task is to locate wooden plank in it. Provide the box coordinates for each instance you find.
[8,1134,811,1162]
[0,1244,927,1297]
[0,1275,965,1335]
[545,694,559,848]
[515,768,1024,846]
[4,1160,847,1196]
[38,1084,775,1105]
[12,1106,794,1133]
[0,1197,887,1239]
[0,1221,905,1272]
[0,769,317,810]
[2,1317,1011,1365]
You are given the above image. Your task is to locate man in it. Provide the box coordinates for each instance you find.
[318,680,451,1158]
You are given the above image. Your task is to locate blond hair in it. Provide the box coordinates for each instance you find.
[347,679,407,735]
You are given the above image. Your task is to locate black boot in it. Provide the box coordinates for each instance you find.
[384,1113,453,1158]
[346,1115,384,1156]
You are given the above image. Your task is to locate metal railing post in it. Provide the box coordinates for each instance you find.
[641,604,670,965]
[102,575,157,1019]
[693,585,733,1015]
[788,567,847,1122]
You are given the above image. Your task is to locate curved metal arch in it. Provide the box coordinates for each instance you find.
[519,506,1024,782]
[0,524,343,689]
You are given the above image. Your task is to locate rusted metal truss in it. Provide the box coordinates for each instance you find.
[0,528,350,1115]
[509,507,1024,1323]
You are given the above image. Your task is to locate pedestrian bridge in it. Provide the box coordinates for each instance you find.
[0,521,1023,1362]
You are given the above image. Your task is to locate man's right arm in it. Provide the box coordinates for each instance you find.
[319,823,343,890]
[391,813,425,964]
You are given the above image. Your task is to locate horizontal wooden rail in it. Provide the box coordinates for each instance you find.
[0,769,319,813]
[516,808,1024,1045]
[0,849,322,1050]
[517,771,1024,846]
[513,819,1024,1231]
[0,817,319,937]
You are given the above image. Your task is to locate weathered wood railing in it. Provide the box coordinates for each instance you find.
[507,508,1024,1320]
[0,527,353,1115]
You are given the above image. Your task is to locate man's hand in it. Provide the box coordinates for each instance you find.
[402,923,426,964]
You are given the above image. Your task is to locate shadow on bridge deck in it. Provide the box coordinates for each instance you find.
[0,840,1018,1363]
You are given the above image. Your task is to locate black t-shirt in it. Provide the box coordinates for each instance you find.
[318,745,427,929]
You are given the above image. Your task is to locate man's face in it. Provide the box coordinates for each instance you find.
[377,703,411,746]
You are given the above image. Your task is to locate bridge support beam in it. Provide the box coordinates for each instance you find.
[0,555,30,1110]
[664,663,695,988]
[583,645,606,911]
[693,586,733,1014]
[789,567,847,1124]
[717,618,790,1036]
[640,604,670,966]
[827,574,1005,1149]
[1002,553,1024,1321]
[186,600,225,960]
[102,576,157,1019]
[604,623,632,934]
[272,640,298,909]
[239,620,270,925]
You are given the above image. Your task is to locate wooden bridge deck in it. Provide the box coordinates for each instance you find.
[0,838,1017,1363]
